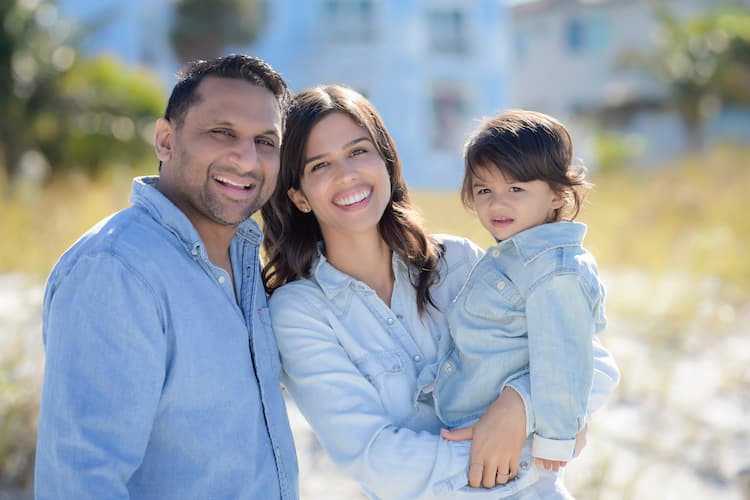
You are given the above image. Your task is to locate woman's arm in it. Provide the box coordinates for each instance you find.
[270,285,515,500]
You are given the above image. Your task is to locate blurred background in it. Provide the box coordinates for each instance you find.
[1,0,749,498]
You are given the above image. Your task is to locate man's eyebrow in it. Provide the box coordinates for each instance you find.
[304,136,370,165]
[208,120,280,139]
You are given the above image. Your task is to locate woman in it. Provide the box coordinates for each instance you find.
[262,85,619,499]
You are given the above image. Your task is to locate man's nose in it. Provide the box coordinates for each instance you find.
[230,140,258,172]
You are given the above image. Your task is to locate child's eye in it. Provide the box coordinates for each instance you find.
[351,148,368,157]
[256,137,276,147]
[476,187,491,195]
[509,186,523,193]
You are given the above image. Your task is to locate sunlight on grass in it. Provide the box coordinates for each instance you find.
[414,145,750,300]
[1,145,748,300]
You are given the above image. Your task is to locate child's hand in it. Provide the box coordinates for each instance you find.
[573,424,588,458]
[440,387,527,489]
[534,457,567,472]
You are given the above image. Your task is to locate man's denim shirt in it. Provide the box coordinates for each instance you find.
[269,234,618,499]
[434,222,607,462]
[35,176,299,499]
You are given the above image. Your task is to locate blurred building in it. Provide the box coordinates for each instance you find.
[59,0,750,181]
[58,0,176,81]
[59,0,510,188]
[252,0,509,187]
[509,0,750,165]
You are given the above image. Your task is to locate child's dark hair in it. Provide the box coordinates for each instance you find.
[461,109,591,221]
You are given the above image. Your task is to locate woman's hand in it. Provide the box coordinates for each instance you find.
[440,386,527,488]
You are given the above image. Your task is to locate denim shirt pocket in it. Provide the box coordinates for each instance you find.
[353,350,404,384]
[257,306,283,377]
[462,269,525,338]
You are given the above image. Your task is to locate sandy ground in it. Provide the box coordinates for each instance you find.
[2,271,749,499]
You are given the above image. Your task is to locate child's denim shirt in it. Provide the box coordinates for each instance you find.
[434,221,607,461]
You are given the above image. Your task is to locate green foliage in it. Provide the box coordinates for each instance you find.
[593,132,647,174]
[0,0,77,180]
[169,0,265,64]
[0,1,166,183]
[617,2,750,149]
[52,56,165,176]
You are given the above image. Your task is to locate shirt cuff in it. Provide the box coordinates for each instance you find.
[503,375,534,437]
[531,434,576,461]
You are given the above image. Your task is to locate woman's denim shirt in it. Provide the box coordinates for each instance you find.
[434,222,607,462]
[269,233,618,499]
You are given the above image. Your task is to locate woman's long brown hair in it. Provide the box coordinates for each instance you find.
[262,85,444,314]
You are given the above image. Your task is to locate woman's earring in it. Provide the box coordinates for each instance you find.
[300,205,311,213]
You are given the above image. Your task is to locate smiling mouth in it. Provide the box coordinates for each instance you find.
[334,188,372,207]
[214,175,252,190]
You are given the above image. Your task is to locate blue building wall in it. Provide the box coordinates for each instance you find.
[57,0,512,188]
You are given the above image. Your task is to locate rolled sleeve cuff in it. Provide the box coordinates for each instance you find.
[531,434,576,461]
[504,375,534,436]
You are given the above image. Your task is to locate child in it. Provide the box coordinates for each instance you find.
[434,109,609,497]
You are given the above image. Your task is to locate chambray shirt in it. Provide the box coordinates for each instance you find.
[36,176,298,499]
[269,234,618,499]
[435,222,607,462]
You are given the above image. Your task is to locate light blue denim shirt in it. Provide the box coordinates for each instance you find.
[36,176,299,500]
[435,222,607,463]
[269,234,618,499]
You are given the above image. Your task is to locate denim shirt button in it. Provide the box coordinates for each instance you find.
[274,446,280,457]
[191,247,198,256]
[413,354,421,362]
[218,275,226,284]
[491,248,500,257]
[444,362,453,373]
[386,318,394,325]
[496,280,506,290]
[520,461,528,470]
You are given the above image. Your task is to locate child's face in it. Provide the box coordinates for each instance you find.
[470,165,564,241]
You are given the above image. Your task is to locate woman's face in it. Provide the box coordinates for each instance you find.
[288,112,391,243]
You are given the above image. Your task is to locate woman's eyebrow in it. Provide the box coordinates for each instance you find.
[305,136,371,165]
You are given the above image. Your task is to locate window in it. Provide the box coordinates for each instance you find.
[322,0,375,43]
[426,8,467,54]
[566,19,585,52]
[430,86,469,151]
[565,16,609,54]
[514,31,527,62]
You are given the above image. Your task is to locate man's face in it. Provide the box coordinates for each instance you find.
[156,76,282,229]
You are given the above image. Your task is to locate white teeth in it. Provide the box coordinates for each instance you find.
[215,176,250,189]
[335,189,371,206]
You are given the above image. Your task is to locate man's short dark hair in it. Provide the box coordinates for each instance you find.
[163,54,291,128]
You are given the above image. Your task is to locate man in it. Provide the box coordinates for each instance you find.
[35,55,298,499]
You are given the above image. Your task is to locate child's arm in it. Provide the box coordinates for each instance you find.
[526,274,597,462]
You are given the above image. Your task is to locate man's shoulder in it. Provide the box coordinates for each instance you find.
[51,205,167,277]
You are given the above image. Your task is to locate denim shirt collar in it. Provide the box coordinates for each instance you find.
[496,221,587,265]
[130,176,263,259]
[310,241,408,299]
